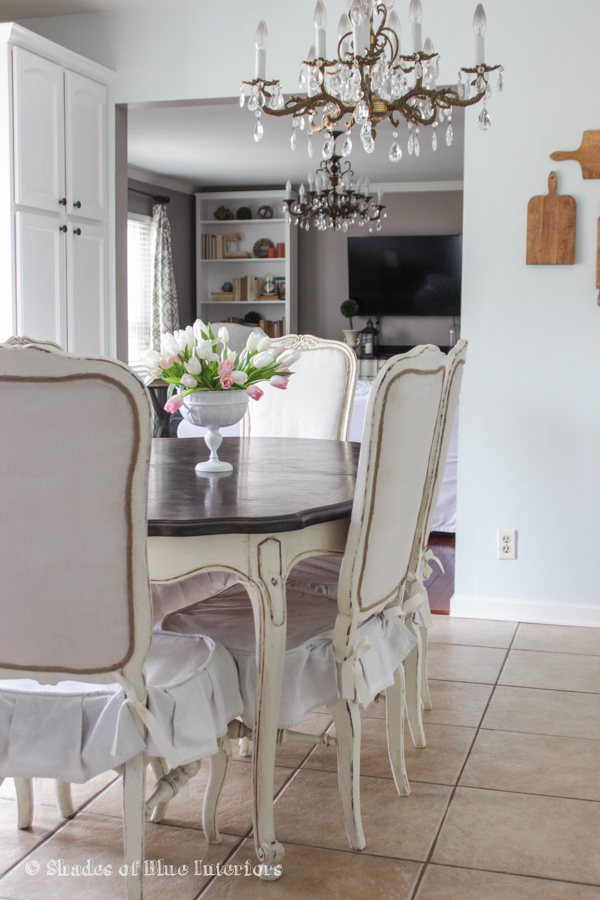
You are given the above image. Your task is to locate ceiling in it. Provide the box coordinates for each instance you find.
[127,99,465,190]
[0,0,227,19]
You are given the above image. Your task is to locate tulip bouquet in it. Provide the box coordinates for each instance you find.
[142,321,300,414]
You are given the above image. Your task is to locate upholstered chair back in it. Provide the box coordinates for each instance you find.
[336,346,445,619]
[0,342,153,687]
[416,339,468,563]
[242,335,357,441]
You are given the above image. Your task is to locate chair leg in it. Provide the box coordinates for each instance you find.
[404,619,426,749]
[14,778,33,830]
[148,758,169,823]
[123,752,145,900]
[327,696,366,851]
[203,736,232,844]
[385,665,410,797]
[418,622,433,710]
[55,781,74,819]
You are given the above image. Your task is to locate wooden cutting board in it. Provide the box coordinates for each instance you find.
[551,131,600,179]
[526,172,576,265]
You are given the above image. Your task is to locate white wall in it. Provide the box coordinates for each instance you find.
[19,0,600,625]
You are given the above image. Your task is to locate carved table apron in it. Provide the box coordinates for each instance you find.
[147,436,359,867]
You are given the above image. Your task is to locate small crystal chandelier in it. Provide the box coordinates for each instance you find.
[241,1,503,160]
[283,137,386,232]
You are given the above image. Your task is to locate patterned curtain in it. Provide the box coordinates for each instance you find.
[151,203,180,351]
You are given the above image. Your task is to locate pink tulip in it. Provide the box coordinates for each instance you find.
[270,375,289,390]
[247,384,264,401]
[220,376,233,390]
[276,365,291,373]
[180,373,198,388]
[218,359,234,377]
[158,355,179,370]
[164,395,184,413]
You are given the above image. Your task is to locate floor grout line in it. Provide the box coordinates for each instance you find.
[408,623,520,900]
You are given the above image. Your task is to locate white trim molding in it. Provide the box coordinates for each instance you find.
[0,22,115,84]
[451,594,600,628]
[371,180,464,194]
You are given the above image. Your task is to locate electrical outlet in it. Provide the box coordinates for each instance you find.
[498,530,517,559]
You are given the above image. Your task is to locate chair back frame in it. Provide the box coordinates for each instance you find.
[241,334,357,441]
[0,341,153,699]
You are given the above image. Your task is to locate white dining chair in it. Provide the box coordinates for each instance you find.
[403,339,468,747]
[240,334,358,441]
[156,344,446,850]
[0,340,245,898]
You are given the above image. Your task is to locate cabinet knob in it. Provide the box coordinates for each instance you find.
[73,201,81,209]
[73,228,82,236]
[59,224,68,232]
[59,197,67,206]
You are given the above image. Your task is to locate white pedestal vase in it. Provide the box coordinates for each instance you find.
[180,390,249,473]
[342,329,360,349]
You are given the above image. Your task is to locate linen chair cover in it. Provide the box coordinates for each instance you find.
[156,345,446,851]
[0,341,244,897]
[241,334,357,441]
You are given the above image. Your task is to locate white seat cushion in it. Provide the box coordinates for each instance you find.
[0,633,243,783]
[157,557,416,730]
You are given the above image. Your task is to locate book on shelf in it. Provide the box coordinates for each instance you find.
[258,318,286,338]
[202,233,251,260]
[210,292,235,301]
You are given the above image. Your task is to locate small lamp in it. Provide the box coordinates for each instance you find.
[359,319,379,358]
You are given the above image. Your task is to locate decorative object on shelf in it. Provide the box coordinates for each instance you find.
[284,136,385,232]
[236,206,252,219]
[267,247,277,258]
[341,298,360,348]
[274,276,286,299]
[241,1,502,160]
[358,318,379,358]
[244,310,262,325]
[214,205,234,220]
[258,204,274,218]
[253,237,276,257]
[277,242,285,257]
[221,282,233,292]
[263,272,276,294]
[551,131,600,180]
[142,322,299,473]
[526,172,576,266]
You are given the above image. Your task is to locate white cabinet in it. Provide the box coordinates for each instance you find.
[12,48,65,212]
[15,210,66,347]
[67,223,106,355]
[0,24,114,352]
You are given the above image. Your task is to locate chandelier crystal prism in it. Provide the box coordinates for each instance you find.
[241,1,503,158]
[283,134,387,232]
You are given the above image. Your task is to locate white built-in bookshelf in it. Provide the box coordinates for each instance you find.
[196,189,298,335]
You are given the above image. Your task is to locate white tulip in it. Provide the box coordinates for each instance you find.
[231,370,249,385]
[196,340,219,362]
[226,347,237,363]
[246,332,260,352]
[218,326,230,344]
[257,336,272,352]
[275,349,301,367]
[142,349,160,370]
[193,319,207,342]
[184,357,202,375]
[252,350,276,368]
[161,332,180,357]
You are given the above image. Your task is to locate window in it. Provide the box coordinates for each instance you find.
[127,213,154,373]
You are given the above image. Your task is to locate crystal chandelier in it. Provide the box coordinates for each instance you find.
[241,0,503,160]
[283,138,386,232]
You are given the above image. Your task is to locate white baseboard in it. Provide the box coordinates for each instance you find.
[450,594,600,628]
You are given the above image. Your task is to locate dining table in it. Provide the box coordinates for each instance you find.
[146,435,360,869]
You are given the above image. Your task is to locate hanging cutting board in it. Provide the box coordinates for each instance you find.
[526,172,576,265]
[551,131,600,179]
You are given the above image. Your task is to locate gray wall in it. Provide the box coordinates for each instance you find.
[298,190,463,346]
[127,178,196,329]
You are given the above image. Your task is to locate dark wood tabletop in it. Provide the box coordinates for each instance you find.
[147,437,360,537]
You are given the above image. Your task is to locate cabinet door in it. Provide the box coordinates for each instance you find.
[66,223,106,355]
[15,211,66,347]
[12,47,65,212]
[65,71,106,221]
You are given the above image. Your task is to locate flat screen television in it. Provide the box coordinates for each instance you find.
[347,235,462,316]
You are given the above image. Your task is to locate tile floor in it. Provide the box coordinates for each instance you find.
[1,617,600,899]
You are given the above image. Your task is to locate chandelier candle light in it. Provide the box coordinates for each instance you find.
[283,133,386,231]
[143,323,299,473]
[241,1,502,159]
